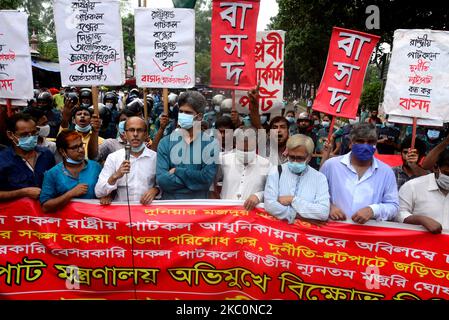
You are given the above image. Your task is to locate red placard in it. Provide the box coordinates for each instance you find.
[210,0,260,90]
[1,199,449,300]
[313,27,380,119]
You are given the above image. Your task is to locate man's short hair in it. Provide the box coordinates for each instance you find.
[400,136,427,157]
[269,116,288,129]
[437,149,449,168]
[6,113,35,133]
[215,115,234,129]
[178,90,207,114]
[349,123,377,142]
[286,134,315,155]
[72,105,92,118]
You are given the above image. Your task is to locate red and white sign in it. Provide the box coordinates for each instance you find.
[313,27,380,119]
[210,0,260,90]
[236,30,285,113]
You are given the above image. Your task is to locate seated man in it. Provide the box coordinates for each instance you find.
[320,123,399,224]
[218,127,272,210]
[0,113,55,202]
[264,134,330,223]
[397,149,449,234]
[95,117,159,205]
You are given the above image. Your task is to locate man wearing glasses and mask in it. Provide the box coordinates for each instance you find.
[0,113,55,202]
[264,134,330,223]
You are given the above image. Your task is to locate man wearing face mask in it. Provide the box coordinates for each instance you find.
[36,91,62,139]
[216,128,272,210]
[320,123,399,224]
[264,134,330,223]
[95,117,159,205]
[156,91,218,200]
[285,110,298,136]
[424,127,444,154]
[99,91,120,139]
[0,113,55,202]
[376,118,400,154]
[397,149,449,234]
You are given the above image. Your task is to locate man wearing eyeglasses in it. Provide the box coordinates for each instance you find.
[0,113,55,202]
[320,123,399,224]
[264,134,330,223]
[95,117,159,205]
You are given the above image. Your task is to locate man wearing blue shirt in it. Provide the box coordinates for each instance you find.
[320,123,399,224]
[0,113,55,202]
[156,91,218,200]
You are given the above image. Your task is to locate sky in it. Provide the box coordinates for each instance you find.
[129,0,279,31]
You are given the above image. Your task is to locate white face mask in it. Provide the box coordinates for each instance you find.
[437,170,449,190]
[37,125,50,138]
[105,103,114,109]
[235,149,256,164]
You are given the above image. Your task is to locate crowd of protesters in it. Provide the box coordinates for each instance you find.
[1,85,449,234]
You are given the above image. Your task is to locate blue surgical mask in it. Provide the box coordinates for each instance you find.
[131,143,145,153]
[66,157,83,165]
[286,116,295,124]
[321,121,330,128]
[178,112,194,129]
[288,161,307,174]
[243,116,252,127]
[15,135,38,151]
[260,115,268,124]
[118,121,126,135]
[427,129,440,140]
[75,124,92,133]
[352,143,376,161]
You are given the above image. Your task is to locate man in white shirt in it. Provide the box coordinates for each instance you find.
[217,128,272,210]
[398,149,449,234]
[95,117,159,205]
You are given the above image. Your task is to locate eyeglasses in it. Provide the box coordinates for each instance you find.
[288,155,308,162]
[66,142,85,150]
[125,128,146,134]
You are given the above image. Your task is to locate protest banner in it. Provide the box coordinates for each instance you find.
[313,27,380,119]
[235,30,285,114]
[0,11,34,100]
[135,8,195,89]
[210,0,260,90]
[53,0,125,87]
[1,198,449,300]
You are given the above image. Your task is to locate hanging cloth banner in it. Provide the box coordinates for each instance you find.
[53,0,125,86]
[135,8,195,89]
[210,0,260,90]
[313,27,380,119]
[0,11,34,100]
[1,198,449,300]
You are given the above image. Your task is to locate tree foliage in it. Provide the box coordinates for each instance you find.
[270,0,449,98]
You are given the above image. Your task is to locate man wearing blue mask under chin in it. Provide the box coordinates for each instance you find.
[264,134,330,223]
[1,113,55,202]
[320,123,399,224]
[156,91,218,200]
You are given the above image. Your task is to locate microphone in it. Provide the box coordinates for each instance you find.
[125,143,131,161]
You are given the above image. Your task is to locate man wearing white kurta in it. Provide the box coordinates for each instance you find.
[217,128,272,211]
[95,117,159,204]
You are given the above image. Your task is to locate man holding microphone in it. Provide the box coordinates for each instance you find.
[95,117,159,205]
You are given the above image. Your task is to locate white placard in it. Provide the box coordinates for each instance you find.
[383,29,449,122]
[53,0,125,86]
[0,11,34,99]
[235,30,285,114]
[135,8,195,88]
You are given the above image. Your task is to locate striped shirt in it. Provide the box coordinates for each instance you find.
[264,163,330,223]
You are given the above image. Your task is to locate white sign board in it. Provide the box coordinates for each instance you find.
[53,0,125,86]
[235,30,285,114]
[383,29,449,122]
[135,8,195,88]
[0,11,34,99]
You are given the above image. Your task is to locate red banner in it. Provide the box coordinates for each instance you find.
[210,0,260,90]
[1,198,449,300]
[313,27,380,119]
